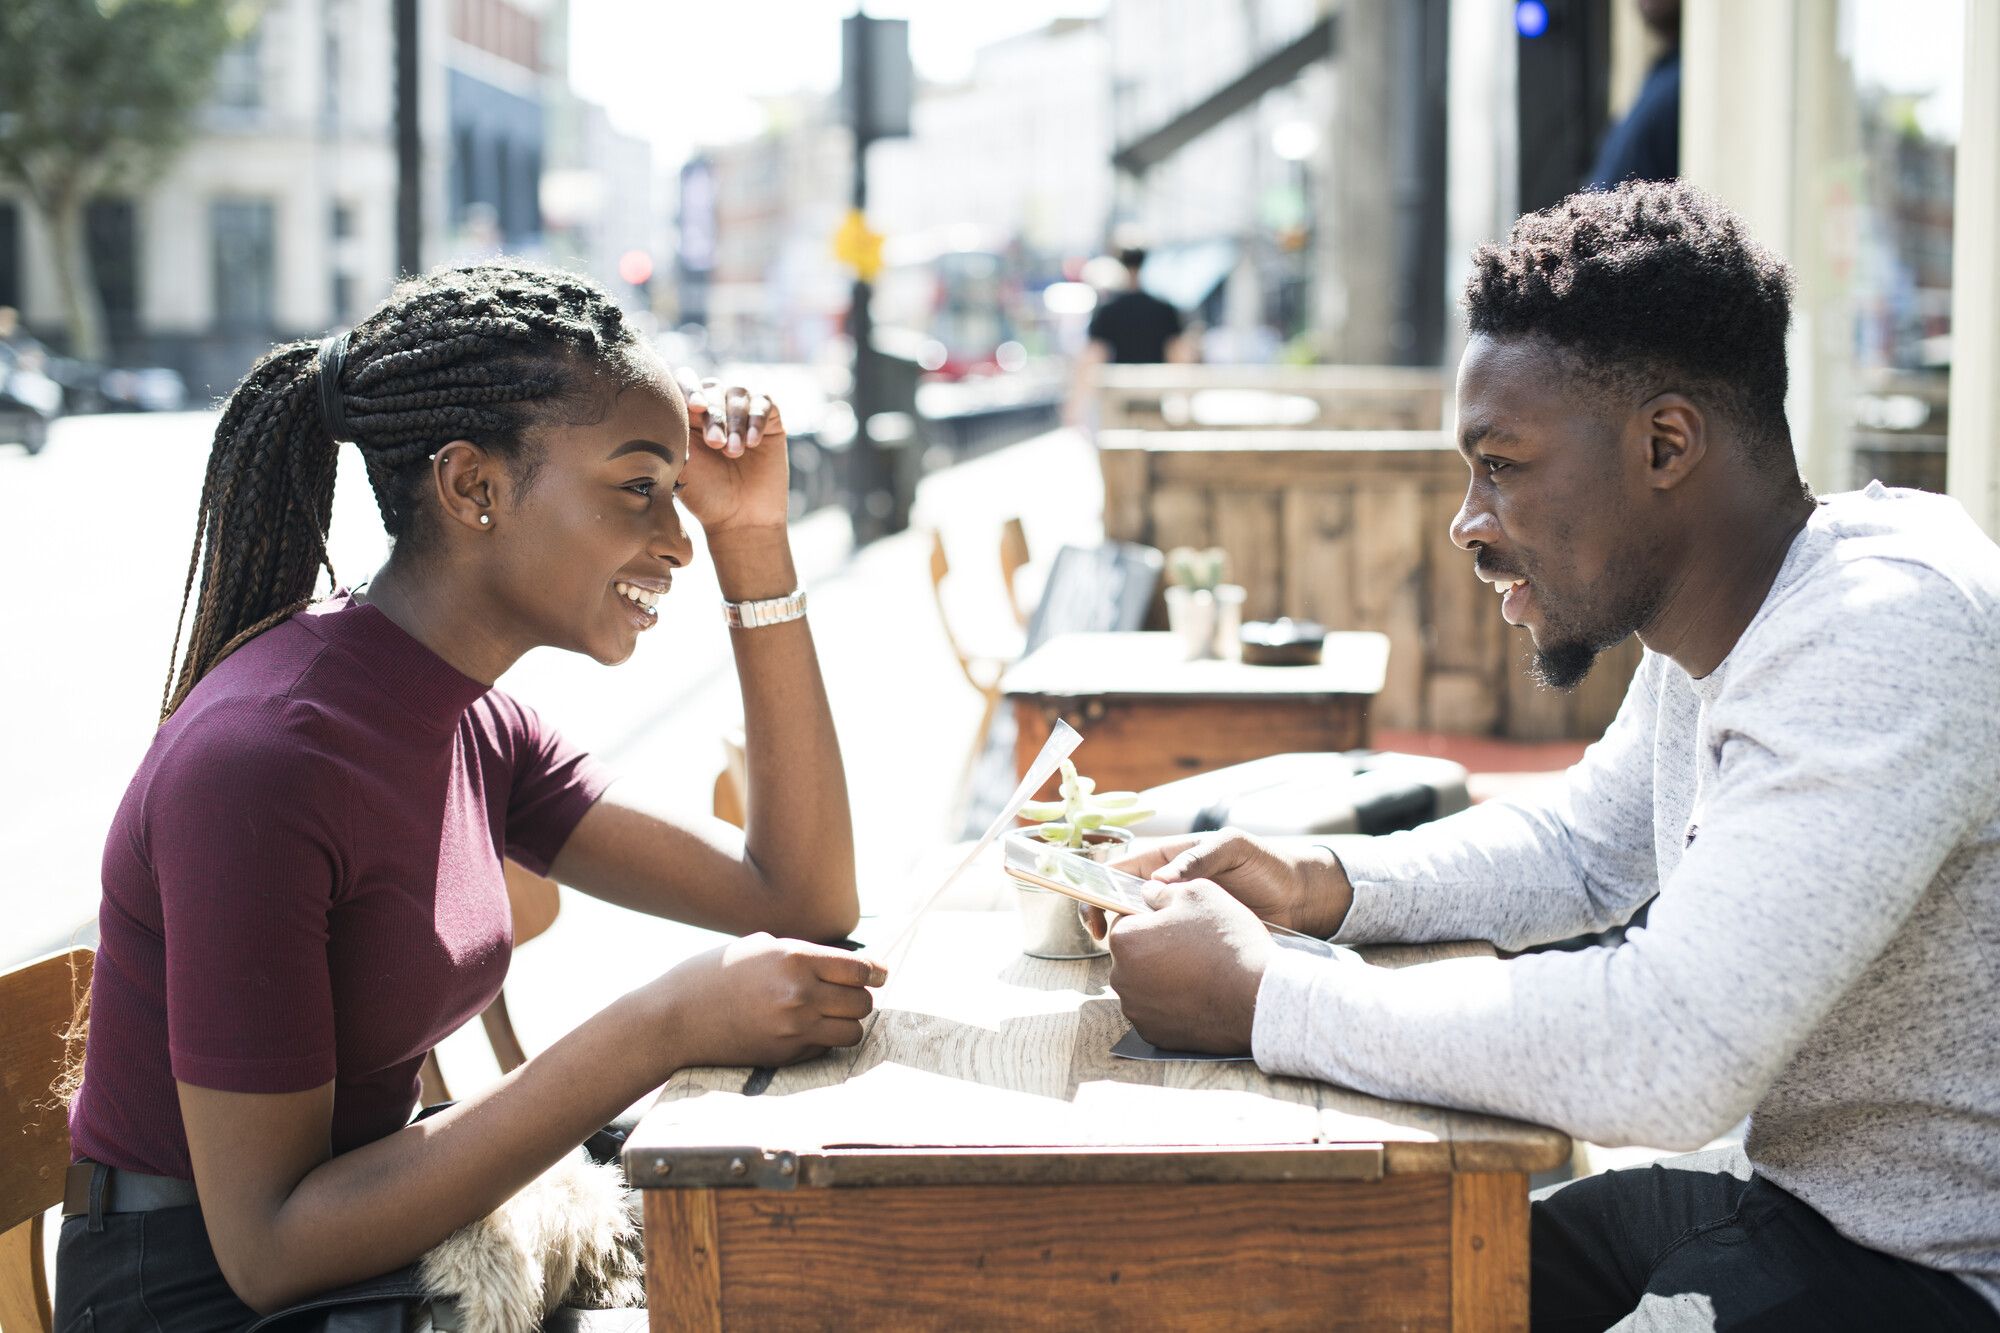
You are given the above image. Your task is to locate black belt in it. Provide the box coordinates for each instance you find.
[62,1160,200,1218]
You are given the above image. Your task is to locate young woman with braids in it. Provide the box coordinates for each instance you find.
[57,263,883,1328]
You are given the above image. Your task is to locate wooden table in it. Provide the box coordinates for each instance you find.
[625,911,1568,1331]
[1002,630,1391,795]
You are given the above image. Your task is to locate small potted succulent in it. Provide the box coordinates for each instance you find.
[1005,760,1154,959]
[1165,546,1247,660]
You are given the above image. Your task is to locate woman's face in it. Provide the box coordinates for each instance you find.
[482,372,697,666]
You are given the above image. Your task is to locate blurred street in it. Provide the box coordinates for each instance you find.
[2,411,1103,975]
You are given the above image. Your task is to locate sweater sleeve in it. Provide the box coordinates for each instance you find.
[1328,652,1665,950]
[1254,563,2000,1149]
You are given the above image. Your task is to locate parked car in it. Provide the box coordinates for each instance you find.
[0,342,63,455]
[98,366,188,413]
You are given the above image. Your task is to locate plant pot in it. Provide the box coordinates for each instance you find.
[1211,583,1246,660]
[1165,586,1218,660]
[1005,824,1134,959]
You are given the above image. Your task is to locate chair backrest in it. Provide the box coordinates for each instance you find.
[712,726,749,829]
[998,517,1032,629]
[924,530,973,673]
[958,541,1165,835]
[501,860,561,950]
[1,946,93,1333]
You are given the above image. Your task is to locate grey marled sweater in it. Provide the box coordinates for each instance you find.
[1252,484,2000,1308]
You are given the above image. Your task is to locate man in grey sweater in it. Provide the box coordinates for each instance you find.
[1104,181,2000,1331]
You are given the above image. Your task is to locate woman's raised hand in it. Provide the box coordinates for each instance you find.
[673,366,790,536]
[653,933,888,1070]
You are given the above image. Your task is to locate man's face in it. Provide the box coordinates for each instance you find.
[1449,335,1668,688]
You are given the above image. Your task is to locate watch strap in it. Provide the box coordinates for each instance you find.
[723,587,808,629]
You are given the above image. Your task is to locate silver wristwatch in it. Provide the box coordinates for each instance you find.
[722,587,808,629]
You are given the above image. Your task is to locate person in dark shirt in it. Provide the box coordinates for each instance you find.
[1086,247,1188,364]
[1069,247,1192,432]
[1589,0,1681,188]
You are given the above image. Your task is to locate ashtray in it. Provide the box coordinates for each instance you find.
[1239,617,1326,665]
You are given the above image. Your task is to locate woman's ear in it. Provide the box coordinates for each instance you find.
[432,440,499,533]
[1640,392,1706,492]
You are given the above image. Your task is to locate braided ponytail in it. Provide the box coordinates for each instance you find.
[161,262,648,720]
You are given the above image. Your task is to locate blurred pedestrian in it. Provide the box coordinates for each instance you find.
[1087,247,1191,366]
[1588,0,1681,188]
[1067,246,1193,432]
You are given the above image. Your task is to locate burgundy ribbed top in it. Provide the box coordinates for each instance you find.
[71,591,612,1179]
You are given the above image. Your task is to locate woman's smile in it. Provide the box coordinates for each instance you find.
[612,577,667,629]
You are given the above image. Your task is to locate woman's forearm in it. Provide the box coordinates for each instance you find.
[708,524,859,941]
[231,986,681,1313]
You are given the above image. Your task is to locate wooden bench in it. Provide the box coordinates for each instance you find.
[1096,364,1450,434]
[1099,428,1641,740]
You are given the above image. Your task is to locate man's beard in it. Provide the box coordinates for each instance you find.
[1524,553,1668,691]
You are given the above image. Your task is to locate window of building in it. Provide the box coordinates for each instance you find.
[211,199,277,331]
[213,26,265,111]
[0,202,20,311]
[455,126,478,223]
[322,27,342,127]
[1823,0,1961,493]
[86,198,139,343]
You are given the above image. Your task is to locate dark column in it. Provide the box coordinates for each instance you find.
[394,0,422,278]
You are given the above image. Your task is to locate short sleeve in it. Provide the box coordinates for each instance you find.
[484,692,615,875]
[1086,302,1111,344]
[151,716,345,1093]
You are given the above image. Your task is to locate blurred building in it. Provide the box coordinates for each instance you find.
[539,0,659,314]
[691,95,851,362]
[0,0,664,394]
[0,0,448,395]
[871,19,1113,267]
[443,0,548,256]
[1103,0,1334,363]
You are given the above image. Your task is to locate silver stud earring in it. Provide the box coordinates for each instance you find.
[479,514,491,526]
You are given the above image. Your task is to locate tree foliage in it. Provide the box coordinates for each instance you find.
[0,0,255,356]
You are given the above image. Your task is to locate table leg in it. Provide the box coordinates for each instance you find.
[1451,1171,1529,1332]
[644,1188,722,1332]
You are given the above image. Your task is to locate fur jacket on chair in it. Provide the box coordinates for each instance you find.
[419,1148,644,1332]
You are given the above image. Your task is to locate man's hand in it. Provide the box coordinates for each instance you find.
[1112,829,1353,937]
[1106,878,1271,1055]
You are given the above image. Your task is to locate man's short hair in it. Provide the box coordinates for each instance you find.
[1464,181,1796,471]
[1117,247,1147,271]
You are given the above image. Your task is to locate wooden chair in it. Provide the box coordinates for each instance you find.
[418,860,562,1104]
[2,946,93,1333]
[711,726,749,829]
[926,529,1026,787]
[999,516,1034,629]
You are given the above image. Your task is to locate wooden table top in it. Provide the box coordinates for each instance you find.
[626,911,1568,1191]
[1001,631,1391,702]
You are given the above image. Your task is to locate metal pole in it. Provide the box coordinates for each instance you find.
[844,13,891,543]
[394,0,422,278]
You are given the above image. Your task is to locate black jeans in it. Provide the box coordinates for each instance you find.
[55,1198,260,1332]
[1532,1147,2000,1332]
[53,1107,637,1332]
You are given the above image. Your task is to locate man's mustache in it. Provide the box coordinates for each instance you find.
[1474,555,1528,583]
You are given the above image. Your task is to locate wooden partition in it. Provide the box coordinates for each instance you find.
[1097,364,1450,433]
[1100,429,1641,740]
